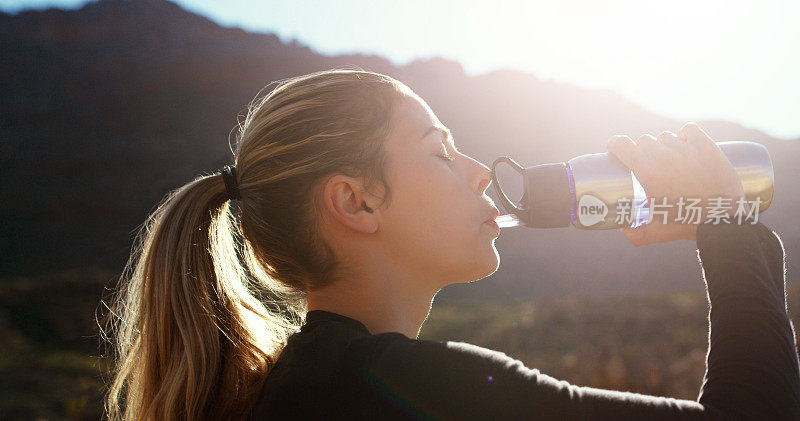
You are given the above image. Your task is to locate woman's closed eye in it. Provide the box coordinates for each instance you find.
[437,151,455,162]
[436,145,456,162]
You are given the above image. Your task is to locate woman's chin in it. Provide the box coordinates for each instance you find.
[465,248,500,282]
[483,251,501,278]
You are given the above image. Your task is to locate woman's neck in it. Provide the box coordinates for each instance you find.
[306,274,439,339]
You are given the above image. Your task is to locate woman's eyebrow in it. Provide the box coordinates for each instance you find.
[421,125,456,149]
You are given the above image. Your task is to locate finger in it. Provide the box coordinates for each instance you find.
[620,222,695,246]
[678,122,715,149]
[607,135,644,173]
[656,130,686,152]
[635,134,661,152]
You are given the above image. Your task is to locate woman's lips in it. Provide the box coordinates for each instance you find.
[483,219,500,236]
[482,207,501,236]
[484,208,500,223]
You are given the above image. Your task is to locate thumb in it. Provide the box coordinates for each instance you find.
[607,135,644,174]
[620,223,695,246]
[620,226,649,247]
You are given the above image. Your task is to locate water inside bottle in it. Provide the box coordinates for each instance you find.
[496,213,523,228]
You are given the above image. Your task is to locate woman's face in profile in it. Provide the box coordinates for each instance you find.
[378,92,500,287]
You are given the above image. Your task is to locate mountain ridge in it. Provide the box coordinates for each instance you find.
[2,0,797,301]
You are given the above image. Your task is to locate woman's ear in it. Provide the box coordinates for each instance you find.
[321,174,380,234]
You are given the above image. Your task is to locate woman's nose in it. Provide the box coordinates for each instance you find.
[471,158,493,195]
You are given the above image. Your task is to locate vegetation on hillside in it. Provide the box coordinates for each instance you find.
[2,268,798,419]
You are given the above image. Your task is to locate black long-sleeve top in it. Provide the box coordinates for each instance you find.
[249,221,800,420]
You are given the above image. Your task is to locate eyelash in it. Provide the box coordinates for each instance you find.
[437,151,455,162]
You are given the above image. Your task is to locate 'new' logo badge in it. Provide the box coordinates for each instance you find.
[577,194,607,226]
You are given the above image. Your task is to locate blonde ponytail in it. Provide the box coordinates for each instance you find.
[101,68,407,420]
[103,174,301,420]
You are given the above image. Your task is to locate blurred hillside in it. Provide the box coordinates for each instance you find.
[2,0,800,419]
[2,0,799,302]
[3,267,800,419]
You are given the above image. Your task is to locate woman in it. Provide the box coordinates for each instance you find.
[103,69,800,420]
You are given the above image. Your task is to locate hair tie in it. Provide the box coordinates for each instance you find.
[220,165,241,201]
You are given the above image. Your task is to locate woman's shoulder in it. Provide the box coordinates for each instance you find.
[271,309,530,382]
[251,315,542,420]
[354,331,534,381]
[260,314,521,390]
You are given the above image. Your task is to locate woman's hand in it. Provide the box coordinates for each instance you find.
[606,122,745,246]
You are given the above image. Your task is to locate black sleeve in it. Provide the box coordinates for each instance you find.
[355,221,800,420]
[694,220,800,420]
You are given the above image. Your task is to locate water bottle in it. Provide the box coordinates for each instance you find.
[491,141,774,230]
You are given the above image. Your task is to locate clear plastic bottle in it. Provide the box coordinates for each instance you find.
[492,141,773,230]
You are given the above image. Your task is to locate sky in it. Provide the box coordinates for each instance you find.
[3,0,799,139]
